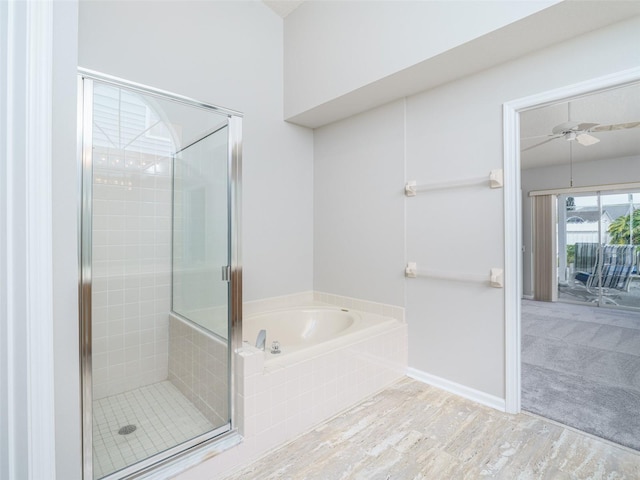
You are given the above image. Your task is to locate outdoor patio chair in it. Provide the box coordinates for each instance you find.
[573,242,599,275]
[574,244,636,303]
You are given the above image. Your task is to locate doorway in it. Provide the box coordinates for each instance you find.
[521,184,640,449]
[503,68,640,448]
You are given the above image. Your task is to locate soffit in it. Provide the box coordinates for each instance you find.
[284,1,640,128]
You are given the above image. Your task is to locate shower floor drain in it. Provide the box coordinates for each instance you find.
[118,424,137,435]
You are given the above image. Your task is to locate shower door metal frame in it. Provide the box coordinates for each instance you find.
[78,69,243,480]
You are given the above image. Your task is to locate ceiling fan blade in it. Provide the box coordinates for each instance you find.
[590,121,640,132]
[575,122,599,131]
[521,136,560,152]
[575,133,600,146]
[521,133,557,141]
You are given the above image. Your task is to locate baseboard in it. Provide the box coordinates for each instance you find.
[407,368,506,412]
[522,294,534,300]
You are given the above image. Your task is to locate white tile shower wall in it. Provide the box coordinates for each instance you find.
[168,316,229,426]
[92,146,171,399]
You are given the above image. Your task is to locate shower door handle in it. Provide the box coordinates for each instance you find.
[221,265,230,282]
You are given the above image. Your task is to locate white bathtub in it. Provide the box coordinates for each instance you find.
[242,306,396,362]
[237,298,407,459]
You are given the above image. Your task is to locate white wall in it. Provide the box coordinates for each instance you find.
[404,84,506,398]
[311,16,640,400]
[52,1,81,478]
[521,155,640,296]
[284,0,558,120]
[78,0,315,302]
[314,100,406,306]
[412,17,639,397]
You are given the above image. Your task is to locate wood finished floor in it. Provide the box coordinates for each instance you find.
[224,377,640,480]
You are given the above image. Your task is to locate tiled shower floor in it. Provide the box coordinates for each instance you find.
[92,381,213,479]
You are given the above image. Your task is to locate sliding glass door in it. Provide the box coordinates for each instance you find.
[558,190,639,309]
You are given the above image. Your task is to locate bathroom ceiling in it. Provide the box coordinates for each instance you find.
[263,0,305,18]
[520,82,640,170]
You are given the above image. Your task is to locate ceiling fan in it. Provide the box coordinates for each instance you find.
[521,120,640,152]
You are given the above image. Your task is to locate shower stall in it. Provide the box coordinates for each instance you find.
[78,71,242,479]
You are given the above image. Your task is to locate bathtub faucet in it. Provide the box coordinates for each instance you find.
[255,329,266,351]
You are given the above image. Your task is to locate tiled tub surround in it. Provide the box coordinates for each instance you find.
[173,293,407,480]
[237,312,407,444]
[238,293,407,445]
[169,315,229,427]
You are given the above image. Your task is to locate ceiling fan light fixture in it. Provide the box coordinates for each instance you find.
[576,133,600,146]
[564,131,577,141]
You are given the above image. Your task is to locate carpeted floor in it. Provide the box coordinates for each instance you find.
[558,278,640,309]
[521,300,640,451]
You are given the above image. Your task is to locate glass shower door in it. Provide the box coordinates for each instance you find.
[172,126,230,340]
[170,125,232,432]
[80,73,241,480]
